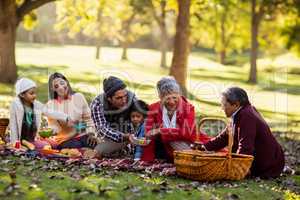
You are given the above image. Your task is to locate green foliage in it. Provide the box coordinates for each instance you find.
[190,0,250,57]
[55,0,149,45]
[280,4,300,56]
[55,0,113,38]
[22,11,39,30]
[189,0,300,63]
[16,0,39,31]
[252,0,300,55]
[15,0,24,6]
[110,0,150,45]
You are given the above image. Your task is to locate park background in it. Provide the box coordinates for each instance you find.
[0,0,300,199]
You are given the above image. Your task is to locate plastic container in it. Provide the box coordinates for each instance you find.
[132,136,151,146]
[39,128,53,138]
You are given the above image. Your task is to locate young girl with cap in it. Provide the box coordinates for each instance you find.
[9,78,72,149]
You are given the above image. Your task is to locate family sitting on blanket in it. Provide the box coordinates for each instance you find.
[9,74,98,155]
[9,77,72,149]
[8,74,285,179]
[46,72,98,150]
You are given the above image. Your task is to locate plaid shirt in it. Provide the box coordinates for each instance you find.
[91,95,135,143]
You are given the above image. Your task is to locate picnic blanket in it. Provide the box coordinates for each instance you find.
[0,146,176,176]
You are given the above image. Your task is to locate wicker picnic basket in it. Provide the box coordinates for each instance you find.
[174,119,254,181]
[0,118,9,141]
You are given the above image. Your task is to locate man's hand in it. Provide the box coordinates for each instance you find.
[123,133,131,143]
[86,133,99,147]
[190,142,206,151]
[128,134,135,144]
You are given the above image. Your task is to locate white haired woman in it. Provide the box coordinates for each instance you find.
[141,77,210,162]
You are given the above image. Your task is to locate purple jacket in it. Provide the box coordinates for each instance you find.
[204,104,285,178]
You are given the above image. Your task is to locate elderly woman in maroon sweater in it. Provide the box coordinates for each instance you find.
[199,87,285,178]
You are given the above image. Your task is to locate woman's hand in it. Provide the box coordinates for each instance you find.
[66,117,77,127]
[35,134,41,141]
[57,117,77,128]
[146,128,160,138]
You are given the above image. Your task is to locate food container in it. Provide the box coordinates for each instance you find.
[38,128,53,138]
[132,136,151,146]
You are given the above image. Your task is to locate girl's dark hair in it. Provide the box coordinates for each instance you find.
[48,72,74,99]
[131,100,149,117]
[222,87,250,106]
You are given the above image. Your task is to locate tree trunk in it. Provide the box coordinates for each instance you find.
[169,0,191,96]
[219,50,226,65]
[121,43,128,60]
[160,20,168,68]
[95,40,101,60]
[0,1,17,83]
[159,0,168,68]
[249,0,260,84]
[120,13,135,61]
[219,7,226,65]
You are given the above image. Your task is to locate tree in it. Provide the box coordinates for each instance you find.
[119,13,136,60]
[112,0,149,60]
[124,0,176,67]
[147,0,177,68]
[0,0,56,83]
[149,0,168,68]
[169,0,191,96]
[249,0,261,83]
[55,0,148,60]
[248,0,289,83]
[55,0,115,60]
[280,1,300,56]
[191,0,250,64]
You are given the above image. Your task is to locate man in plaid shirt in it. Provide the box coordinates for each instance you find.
[91,76,136,157]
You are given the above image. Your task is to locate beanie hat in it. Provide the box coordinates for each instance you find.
[103,76,126,97]
[15,78,37,96]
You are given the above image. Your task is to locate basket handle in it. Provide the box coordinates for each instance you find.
[227,121,234,159]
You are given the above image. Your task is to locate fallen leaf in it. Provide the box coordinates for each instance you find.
[28,184,38,190]
[98,184,114,197]
[225,193,240,200]
[69,187,81,193]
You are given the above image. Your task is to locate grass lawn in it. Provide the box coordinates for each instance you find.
[0,155,299,200]
[0,42,300,199]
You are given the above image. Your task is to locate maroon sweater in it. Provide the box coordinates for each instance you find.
[204,104,285,178]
